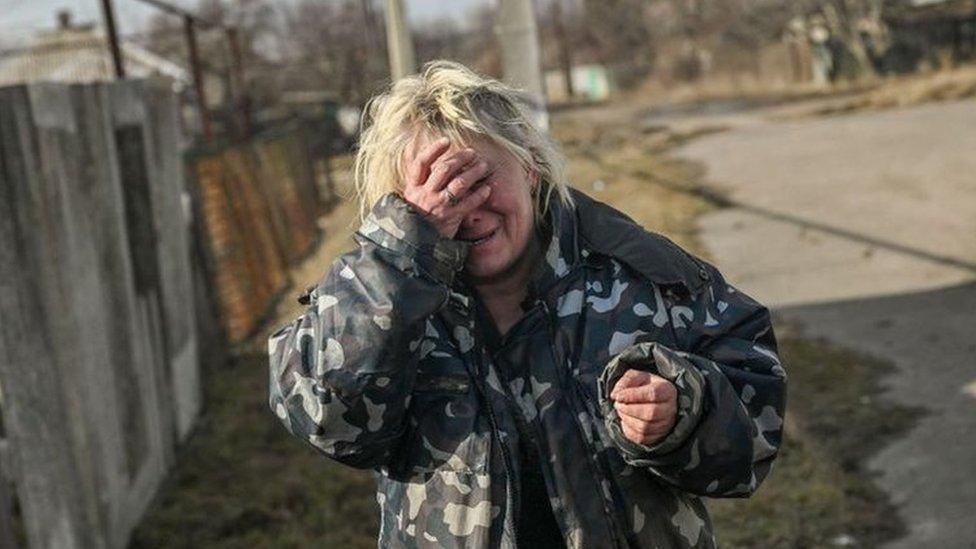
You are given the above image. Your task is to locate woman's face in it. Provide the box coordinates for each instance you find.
[407,133,537,283]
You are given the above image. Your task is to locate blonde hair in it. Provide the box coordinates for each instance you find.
[354,60,573,222]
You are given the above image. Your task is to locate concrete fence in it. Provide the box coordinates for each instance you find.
[0,79,200,548]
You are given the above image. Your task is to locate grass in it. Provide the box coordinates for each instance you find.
[131,105,915,547]
[552,115,719,255]
[802,64,976,117]
[129,348,379,548]
[709,332,917,548]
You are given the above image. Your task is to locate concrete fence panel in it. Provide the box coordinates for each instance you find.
[0,79,199,549]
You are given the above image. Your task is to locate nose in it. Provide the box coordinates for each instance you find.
[461,208,484,230]
[461,209,484,229]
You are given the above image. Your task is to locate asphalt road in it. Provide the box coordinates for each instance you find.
[672,99,976,548]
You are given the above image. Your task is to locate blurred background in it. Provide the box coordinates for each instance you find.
[0,0,973,547]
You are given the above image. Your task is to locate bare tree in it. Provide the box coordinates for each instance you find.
[584,0,653,64]
[816,0,890,77]
[273,0,391,106]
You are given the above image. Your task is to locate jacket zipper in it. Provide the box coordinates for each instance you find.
[448,286,523,548]
[478,299,562,547]
[540,300,626,548]
[570,378,639,548]
[492,305,564,546]
[471,333,522,548]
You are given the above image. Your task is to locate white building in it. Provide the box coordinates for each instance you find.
[0,12,189,88]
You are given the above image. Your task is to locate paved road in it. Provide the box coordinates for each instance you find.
[671,99,976,548]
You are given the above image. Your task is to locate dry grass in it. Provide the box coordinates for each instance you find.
[552,116,714,256]
[794,65,976,117]
[607,63,976,123]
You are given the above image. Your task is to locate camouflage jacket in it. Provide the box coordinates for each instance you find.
[268,189,787,548]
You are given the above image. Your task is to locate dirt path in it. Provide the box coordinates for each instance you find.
[673,99,976,548]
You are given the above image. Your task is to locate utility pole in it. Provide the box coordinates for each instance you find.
[385,0,416,81]
[495,0,549,130]
[99,0,125,78]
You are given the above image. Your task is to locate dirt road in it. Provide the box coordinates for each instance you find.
[670,99,976,548]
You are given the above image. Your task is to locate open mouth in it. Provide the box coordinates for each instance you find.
[459,229,497,247]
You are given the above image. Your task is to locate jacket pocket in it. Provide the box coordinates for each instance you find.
[377,466,494,547]
[396,373,489,475]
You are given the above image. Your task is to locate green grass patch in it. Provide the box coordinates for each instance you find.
[129,349,378,548]
[710,333,918,548]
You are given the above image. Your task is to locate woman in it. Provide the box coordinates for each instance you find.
[268,61,786,549]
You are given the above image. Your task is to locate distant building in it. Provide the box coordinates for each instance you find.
[544,64,614,104]
[0,11,189,88]
[886,0,976,68]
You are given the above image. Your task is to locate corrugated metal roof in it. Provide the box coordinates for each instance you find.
[0,28,189,87]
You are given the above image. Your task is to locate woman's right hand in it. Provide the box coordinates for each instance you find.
[402,137,492,239]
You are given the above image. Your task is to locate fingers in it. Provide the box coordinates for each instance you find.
[611,372,676,404]
[619,413,670,437]
[619,413,673,445]
[444,159,489,200]
[613,371,678,445]
[615,401,676,423]
[451,183,492,216]
[406,137,451,187]
[401,138,492,240]
[426,149,479,192]
[612,369,653,393]
[620,420,643,443]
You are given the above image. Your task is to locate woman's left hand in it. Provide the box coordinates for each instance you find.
[611,369,678,446]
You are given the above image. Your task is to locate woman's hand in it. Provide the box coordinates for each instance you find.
[402,137,492,239]
[611,369,678,446]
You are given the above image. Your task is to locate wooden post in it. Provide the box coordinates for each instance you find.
[227,27,251,136]
[99,0,126,78]
[183,15,213,142]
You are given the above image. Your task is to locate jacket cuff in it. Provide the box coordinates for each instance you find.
[599,342,706,459]
[356,193,469,286]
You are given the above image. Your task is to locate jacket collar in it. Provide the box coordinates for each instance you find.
[525,191,582,302]
[543,188,711,295]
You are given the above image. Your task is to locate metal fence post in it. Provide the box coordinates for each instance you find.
[99,0,126,79]
[183,15,213,142]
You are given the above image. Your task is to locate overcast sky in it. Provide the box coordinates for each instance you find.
[0,0,490,44]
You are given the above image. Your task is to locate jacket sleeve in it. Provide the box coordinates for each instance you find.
[267,193,468,469]
[599,262,787,497]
